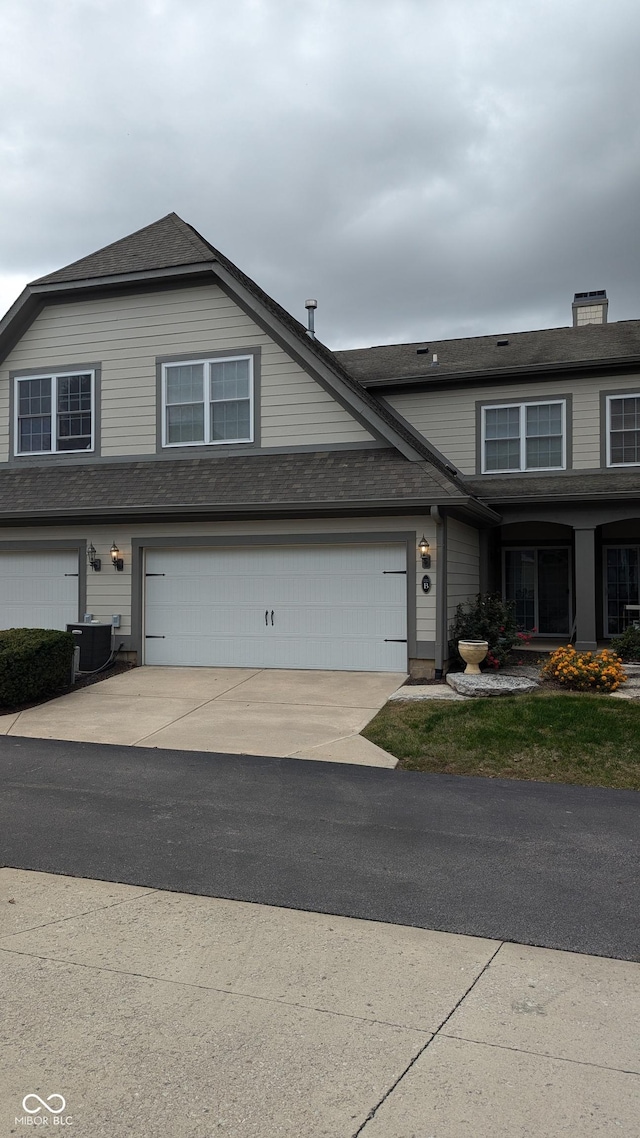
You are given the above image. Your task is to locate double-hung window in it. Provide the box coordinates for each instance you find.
[606,394,640,466]
[162,355,253,447]
[482,400,566,473]
[15,372,94,455]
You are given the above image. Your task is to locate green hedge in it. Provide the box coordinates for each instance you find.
[0,628,75,708]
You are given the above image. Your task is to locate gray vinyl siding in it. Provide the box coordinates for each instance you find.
[0,284,373,461]
[0,516,438,645]
[387,373,640,474]
[446,519,480,626]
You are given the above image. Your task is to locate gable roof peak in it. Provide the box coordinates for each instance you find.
[30,212,215,286]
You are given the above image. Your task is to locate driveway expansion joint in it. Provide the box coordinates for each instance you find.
[437,1032,640,1077]
[131,694,221,745]
[0,944,433,1032]
[0,887,158,940]
[353,940,504,1136]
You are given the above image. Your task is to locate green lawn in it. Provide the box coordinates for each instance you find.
[362,690,640,789]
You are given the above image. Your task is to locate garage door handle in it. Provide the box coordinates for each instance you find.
[271,610,274,626]
[145,635,165,639]
[384,639,407,643]
[265,609,268,626]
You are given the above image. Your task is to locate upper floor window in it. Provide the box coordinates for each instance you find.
[15,372,94,455]
[481,400,566,473]
[162,355,253,447]
[606,394,640,466]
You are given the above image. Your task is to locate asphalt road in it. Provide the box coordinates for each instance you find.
[0,736,638,960]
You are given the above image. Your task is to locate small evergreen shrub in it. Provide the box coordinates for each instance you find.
[542,645,626,692]
[0,628,75,708]
[609,625,640,662]
[448,593,520,670]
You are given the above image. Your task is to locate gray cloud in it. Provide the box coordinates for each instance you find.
[0,0,638,347]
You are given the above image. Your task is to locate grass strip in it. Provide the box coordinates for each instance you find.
[362,690,640,789]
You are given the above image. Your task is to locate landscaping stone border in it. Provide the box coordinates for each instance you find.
[446,673,539,697]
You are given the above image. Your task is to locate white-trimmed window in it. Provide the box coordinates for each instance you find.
[15,372,94,455]
[606,394,640,467]
[481,400,566,473]
[162,356,254,447]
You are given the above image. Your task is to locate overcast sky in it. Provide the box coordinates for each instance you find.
[1,0,639,348]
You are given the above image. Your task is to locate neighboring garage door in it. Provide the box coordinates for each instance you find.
[144,544,407,671]
[0,550,79,630]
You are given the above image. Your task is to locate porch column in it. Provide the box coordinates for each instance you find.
[574,527,597,651]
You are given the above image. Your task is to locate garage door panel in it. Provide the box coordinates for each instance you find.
[270,604,404,638]
[0,551,79,630]
[145,633,406,671]
[258,574,403,606]
[144,544,407,671]
[145,602,272,638]
[147,576,282,608]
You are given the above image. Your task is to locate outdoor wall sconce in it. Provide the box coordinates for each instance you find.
[418,535,431,569]
[110,542,124,572]
[87,542,101,572]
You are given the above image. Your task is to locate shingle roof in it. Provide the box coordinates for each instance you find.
[336,322,640,385]
[467,469,640,503]
[31,214,215,285]
[0,450,473,521]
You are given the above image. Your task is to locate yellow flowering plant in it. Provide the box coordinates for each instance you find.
[542,646,627,692]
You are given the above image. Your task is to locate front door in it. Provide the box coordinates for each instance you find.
[504,547,571,635]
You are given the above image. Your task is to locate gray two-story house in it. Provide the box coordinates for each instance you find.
[0,214,638,674]
[341,293,640,653]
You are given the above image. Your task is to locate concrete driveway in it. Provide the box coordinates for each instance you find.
[1,868,638,1137]
[0,667,403,766]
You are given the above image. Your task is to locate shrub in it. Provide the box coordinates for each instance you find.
[609,625,640,662]
[0,628,75,708]
[542,645,627,692]
[448,593,520,670]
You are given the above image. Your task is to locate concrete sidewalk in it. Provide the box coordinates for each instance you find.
[1,869,638,1137]
[0,667,403,767]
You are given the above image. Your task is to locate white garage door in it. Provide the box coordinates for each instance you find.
[0,550,79,630]
[144,544,407,671]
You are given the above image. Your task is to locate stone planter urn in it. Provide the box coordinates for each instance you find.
[458,639,489,674]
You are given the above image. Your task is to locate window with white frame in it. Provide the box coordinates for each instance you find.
[162,356,253,447]
[482,400,566,473]
[606,394,640,466]
[15,372,94,455]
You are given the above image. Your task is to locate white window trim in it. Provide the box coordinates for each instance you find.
[14,370,95,456]
[481,399,566,474]
[605,392,640,468]
[161,355,254,449]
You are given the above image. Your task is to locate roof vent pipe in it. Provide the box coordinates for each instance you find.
[305,299,317,338]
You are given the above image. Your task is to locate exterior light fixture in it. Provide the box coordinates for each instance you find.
[110,542,124,572]
[418,535,431,569]
[87,542,101,572]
